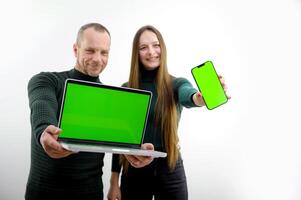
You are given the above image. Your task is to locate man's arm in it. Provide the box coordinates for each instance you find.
[28,73,73,158]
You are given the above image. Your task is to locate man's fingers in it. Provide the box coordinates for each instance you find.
[125,155,142,166]
[40,125,75,159]
[126,156,143,168]
[45,125,61,136]
[125,154,153,168]
[48,138,63,151]
[43,136,74,158]
[124,143,155,168]
[47,149,74,159]
[141,143,154,150]
[42,131,62,151]
[42,125,63,151]
[125,155,140,162]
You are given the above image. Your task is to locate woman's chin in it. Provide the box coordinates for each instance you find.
[144,65,159,70]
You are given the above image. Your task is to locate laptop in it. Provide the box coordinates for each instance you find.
[58,79,167,158]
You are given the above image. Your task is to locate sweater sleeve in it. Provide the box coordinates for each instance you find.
[174,77,198,108]
[27,72,60,146]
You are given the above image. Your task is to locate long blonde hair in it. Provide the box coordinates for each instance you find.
[122,25,179,170]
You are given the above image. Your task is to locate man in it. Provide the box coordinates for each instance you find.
[25,23,153,200]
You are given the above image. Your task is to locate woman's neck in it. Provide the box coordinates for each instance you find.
[140,67,158,82]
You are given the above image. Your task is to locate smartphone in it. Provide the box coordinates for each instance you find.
[191,61,228,110]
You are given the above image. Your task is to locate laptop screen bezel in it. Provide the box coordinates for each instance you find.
[57,78,152,149]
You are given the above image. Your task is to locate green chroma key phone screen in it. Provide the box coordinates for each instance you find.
[192,61,228,110]
[59,83,150,144]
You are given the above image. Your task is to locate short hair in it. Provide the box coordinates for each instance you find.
[76,23,110,46]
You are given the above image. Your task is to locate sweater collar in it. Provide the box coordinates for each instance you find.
[140,67,158,82]
[71,68,100,83]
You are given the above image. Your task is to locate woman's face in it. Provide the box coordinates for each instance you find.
[138,30,161,70]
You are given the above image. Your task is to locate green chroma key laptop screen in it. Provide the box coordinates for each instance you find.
[59,82,150,145]
[192,61,228,110]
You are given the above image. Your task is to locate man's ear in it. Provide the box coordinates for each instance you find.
[73,43,78,58]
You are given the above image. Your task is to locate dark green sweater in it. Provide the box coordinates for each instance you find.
[26,68,105,197]
[111,68,198,172]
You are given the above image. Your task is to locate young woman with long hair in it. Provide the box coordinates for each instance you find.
[107,25,227,200]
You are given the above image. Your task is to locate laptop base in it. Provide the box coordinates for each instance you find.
[60,142,167,158]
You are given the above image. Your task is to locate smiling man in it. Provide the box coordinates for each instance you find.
[25,23,154,200]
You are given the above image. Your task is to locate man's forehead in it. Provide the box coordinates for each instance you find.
[80,31,110,47]
[84,29,108,38]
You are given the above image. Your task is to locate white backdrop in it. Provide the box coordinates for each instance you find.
[0,0,301,199]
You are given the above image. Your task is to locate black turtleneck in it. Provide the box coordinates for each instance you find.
[70,68,100,82]
[26,68,104,199]
[140,67,158,82]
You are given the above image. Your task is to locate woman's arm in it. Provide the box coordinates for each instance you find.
[107,172,121,200]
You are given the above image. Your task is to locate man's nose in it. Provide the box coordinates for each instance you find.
[92,53,103,63]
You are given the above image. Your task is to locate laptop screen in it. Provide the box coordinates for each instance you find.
[58,79,151,146]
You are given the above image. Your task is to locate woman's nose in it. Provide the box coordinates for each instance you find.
[148,46,155,55]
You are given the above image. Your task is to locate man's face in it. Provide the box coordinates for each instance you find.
[74,28,111,77]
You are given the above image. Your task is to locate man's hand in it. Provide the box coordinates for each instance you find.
[125,143,154,168]
[40,125,74,159]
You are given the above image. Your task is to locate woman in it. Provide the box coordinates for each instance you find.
[107,25,228,200]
